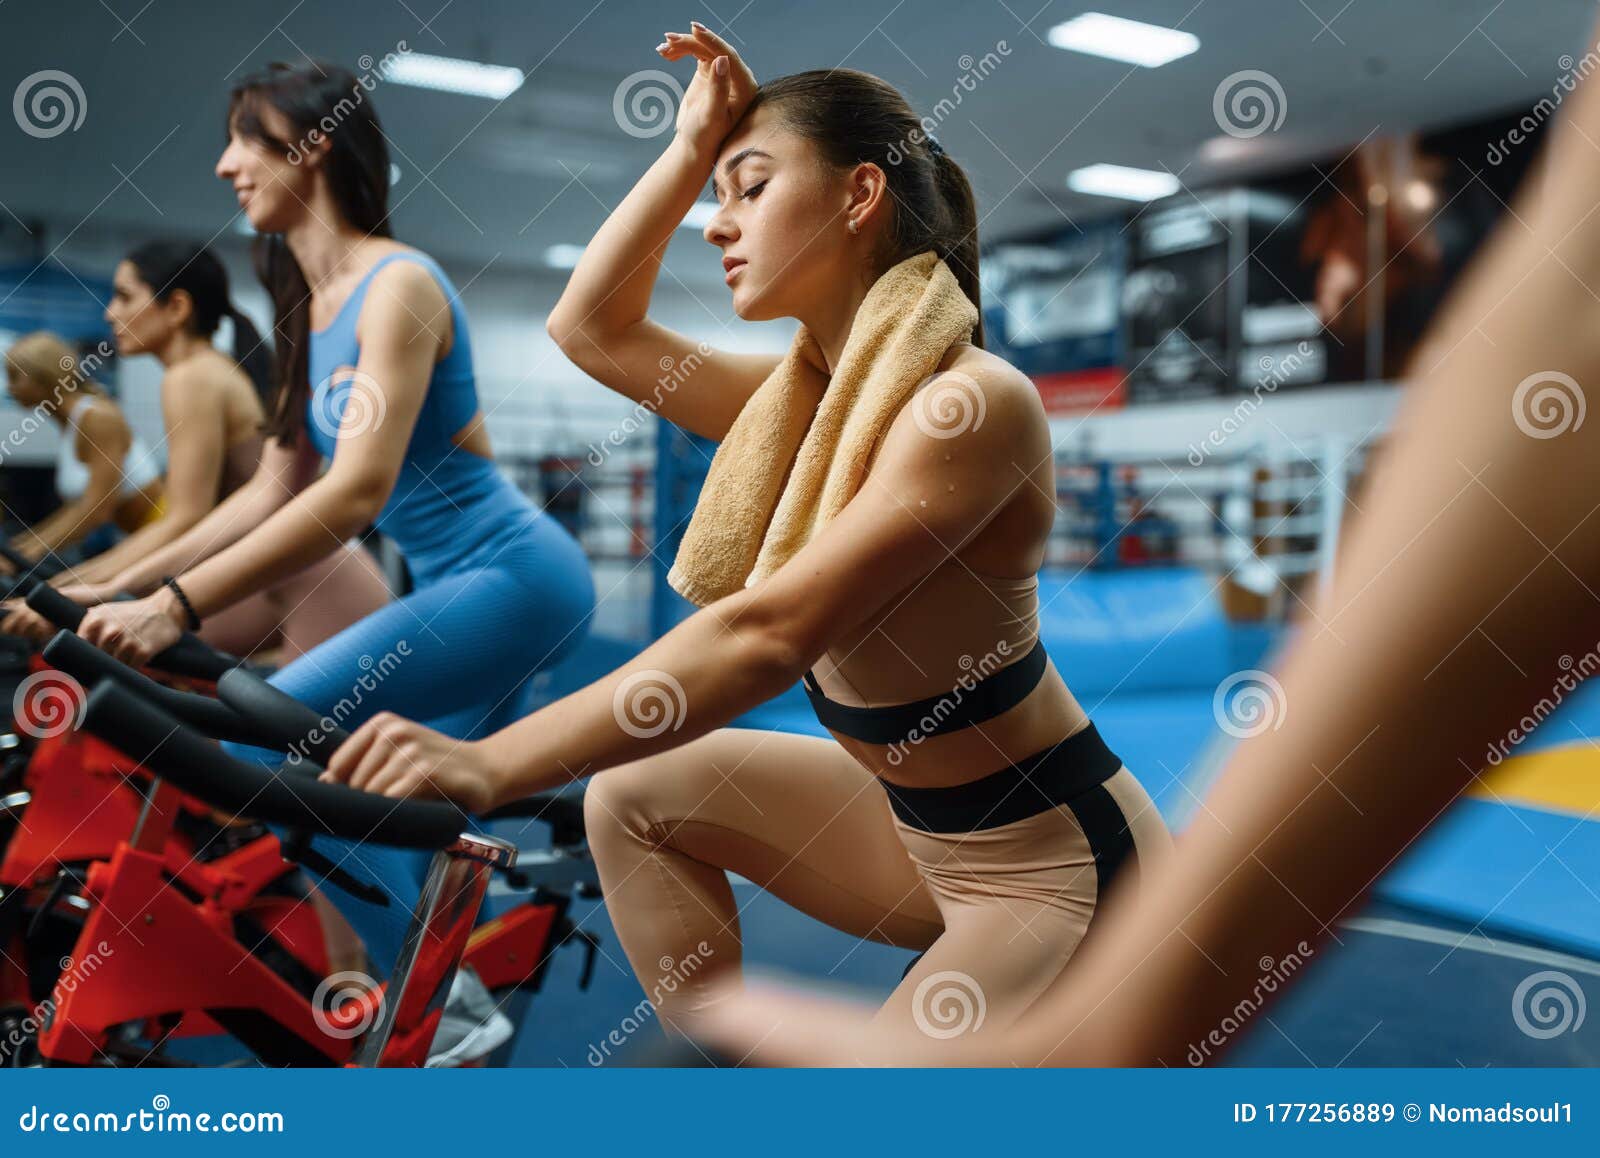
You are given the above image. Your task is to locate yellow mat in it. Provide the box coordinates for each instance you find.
[1474,744,1600,819]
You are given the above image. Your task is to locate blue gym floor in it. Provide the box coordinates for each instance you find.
[53,565,1598,1067]
[504,894,1600,1068]
[498,566,1600,1067]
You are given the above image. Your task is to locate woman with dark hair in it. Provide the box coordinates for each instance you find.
[3,242,394,663]
[675,7,1600,1071]
[68,63,596,988]
[321,24,1171,1044]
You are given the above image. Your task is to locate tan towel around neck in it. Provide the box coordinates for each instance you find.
[666,250,978,607]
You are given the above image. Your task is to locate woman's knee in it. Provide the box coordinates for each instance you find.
[582,734,732,847]
[583,755,676,848]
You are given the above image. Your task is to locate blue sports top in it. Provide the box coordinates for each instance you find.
[306,250,540,585]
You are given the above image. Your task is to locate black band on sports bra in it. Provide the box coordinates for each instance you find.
[881,722,1123,833]
[801,636,1049,745]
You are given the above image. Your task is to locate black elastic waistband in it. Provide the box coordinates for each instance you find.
[881,722,1123,833]
[802,636,1049,745]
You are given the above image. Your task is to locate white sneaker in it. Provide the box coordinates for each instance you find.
[424,967,515,1067]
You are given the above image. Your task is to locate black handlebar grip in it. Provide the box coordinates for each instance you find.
[140,634,239,683]
[25,585,241,683]
[40,631,270,750]
[216,668,351,768]
[484,787,587,834]
[24,583,84,629]
[79,680,464,850]
[0,539,57,581]
[2,569,39,597]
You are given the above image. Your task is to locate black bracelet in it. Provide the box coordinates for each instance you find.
[161,575,202,631]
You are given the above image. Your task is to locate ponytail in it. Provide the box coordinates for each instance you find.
[930,148,985,349]
[230,61,394,446]
[224,302,272,407]
[252,234,314,446]
[747,70,986,348]
[124,240,277,398]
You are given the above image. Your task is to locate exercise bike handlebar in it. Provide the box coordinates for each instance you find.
[215,667,351,767]
[40,629,342,756]
[1,569,38,603]
[0,539,31,572]
[0,541,45,600]
[25,583,240,683]
[0,537,63,582]
[79,680,465,850]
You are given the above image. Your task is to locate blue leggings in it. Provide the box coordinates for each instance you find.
[223,516,595,971]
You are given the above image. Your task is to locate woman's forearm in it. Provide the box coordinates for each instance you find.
[23,492,116,558]
[11,524,50,559]
[173,475,374,618]
[1011,146,1600,1067]
[71,510,196,586]
[477,589,802,807]
[115,473,289,595]
[546,135,712,339]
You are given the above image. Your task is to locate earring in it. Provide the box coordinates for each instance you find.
[847,219,859,234]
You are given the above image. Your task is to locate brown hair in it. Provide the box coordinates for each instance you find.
[228,61,394,444]
[746,69,984,346]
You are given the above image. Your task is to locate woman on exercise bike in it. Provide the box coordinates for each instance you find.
[65,63,596,989]
[2,242,393,663]
[2,333,163,567]
[321,24,1172,1046]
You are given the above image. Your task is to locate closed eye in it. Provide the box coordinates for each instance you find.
[740,180,768,201]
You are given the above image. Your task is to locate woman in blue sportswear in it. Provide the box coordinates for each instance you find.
[73,61,597,971]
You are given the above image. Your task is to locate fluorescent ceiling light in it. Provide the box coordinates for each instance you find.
[387,52,525,99]
[680,201,718,230]
[1048,13,1199,68]
[1067,163,1181,202]
[544,244,586,270]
